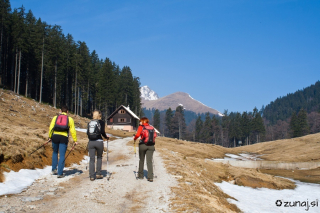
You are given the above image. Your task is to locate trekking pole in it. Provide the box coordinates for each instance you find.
[106,139,111,181]
[63,144,76,163]
[153,152,157,178]
[134,141,138,179]
[29,139,51,155]
[133,134,138,179]
[86,151,89,171]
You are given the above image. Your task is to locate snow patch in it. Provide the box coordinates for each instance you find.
[216,180,320,213]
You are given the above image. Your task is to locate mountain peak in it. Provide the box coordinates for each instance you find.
[142,91,222,115]
[140,86,159,100]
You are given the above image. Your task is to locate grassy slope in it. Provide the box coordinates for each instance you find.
[0,89,128,182]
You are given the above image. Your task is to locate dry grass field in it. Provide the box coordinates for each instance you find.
[142,138,298,212]
[1,88,319,212]
[231,133,320,162]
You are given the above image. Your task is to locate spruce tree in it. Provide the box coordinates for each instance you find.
[202,112,213,143]
[195,115,203,142]
[252,107,265,143]
[297,108,309,137]
[290,112,298,138]
[171,106,186,140]
[153,109,160,131]
[165,108,173,137]
[241,111,251,145]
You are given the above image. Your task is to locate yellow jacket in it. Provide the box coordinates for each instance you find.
[49,112,77,142]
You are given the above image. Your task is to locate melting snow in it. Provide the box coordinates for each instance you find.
[216,180,320,213]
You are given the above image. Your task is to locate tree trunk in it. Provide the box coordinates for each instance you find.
[53,60,57,108]
[78,87,80,115]
[14,49,17,93]
[74,68,77,115]
[0,26,3,85]
[17,50,21,94]
[66,67,68,108]
[25,67,28,97]
[80,87,83,117]
[39,37,44,103]
[234,137,236,147]
[87,82,89,114]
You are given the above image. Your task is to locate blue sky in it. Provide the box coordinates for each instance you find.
[11,0,320,113]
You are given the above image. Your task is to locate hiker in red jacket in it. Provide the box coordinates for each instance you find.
[133,117,156,182]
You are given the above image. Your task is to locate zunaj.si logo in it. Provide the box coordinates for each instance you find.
[275,200,282,207]
[275,199,319,211]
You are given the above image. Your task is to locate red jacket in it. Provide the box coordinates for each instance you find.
[134,123,149,140]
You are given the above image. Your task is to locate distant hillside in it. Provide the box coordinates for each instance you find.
[263,81,320,124]
[141,92,222,116]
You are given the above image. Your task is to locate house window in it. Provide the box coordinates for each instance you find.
[110,118,113,122]
[119,110,126,114]
[118,118,126,122]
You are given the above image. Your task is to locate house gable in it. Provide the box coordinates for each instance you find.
[107,105,140,132]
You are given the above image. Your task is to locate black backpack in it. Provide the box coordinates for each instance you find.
[87,120,101,140]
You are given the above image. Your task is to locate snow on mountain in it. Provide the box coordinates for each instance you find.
[140,85,159,100]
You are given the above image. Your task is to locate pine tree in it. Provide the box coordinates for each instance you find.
[241,111,251,145]
[221,110,230,147]
[153,109,160,131]
[195,115,203,142]
[171,105,186,139]
[165,107,173,137]
[290,112,298,138]
[297,108,309,137]
[229,112,242,147]
[252,107,265,143]
[0,0,11,86]
[202,112,213,143]
[211,115,220,145]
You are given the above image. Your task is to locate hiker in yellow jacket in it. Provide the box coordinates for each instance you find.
[48,105,77,178]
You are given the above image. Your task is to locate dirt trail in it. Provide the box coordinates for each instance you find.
[0,137,177,213]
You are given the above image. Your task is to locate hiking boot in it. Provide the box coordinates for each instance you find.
[137,176,144,180]
[96,175,103,179]
[90,177,95,181]
[147,179,153,182]
[51,169,57,175]
[57,174,65,178]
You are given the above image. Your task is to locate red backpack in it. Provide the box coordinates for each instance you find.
[53,114,69,131]
[141,125,157,145]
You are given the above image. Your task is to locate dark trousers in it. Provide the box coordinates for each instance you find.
[52,134,68,175]
[88,140,104,178]
[138,144,155,179]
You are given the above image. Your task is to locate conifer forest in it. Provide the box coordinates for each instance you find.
[147,81,320,147]
[0,1,142,118]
